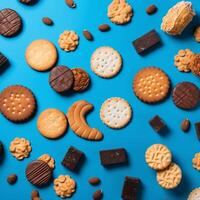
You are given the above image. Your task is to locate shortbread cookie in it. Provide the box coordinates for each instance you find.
[107,0,133,25]
[38,154,55,169]
[0,85,36,122]
[194,26,200,42]
[190,54,200,77]
[91,46,122,78]
[37,109,67,139]
[174,49,195,72]
[157,163,182,189]
[58,30,79,52]
[67,100,103,140]
[100,97,132,129]
[188,188,200,200]
[25,39,57,71]
[133,67,170,103]
[161,1,195,35]
[192,153,200,171]
[145,144,172,170]
[54,175,76,198]
[9,138,31,160]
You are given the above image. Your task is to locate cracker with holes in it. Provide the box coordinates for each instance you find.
[133,67,170,103]
[0,85,36,122]
[91,46,122,78]
[100,97,132,129]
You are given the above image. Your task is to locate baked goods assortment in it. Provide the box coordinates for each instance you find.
[0,0,200,199]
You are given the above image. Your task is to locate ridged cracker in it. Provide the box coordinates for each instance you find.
[188,188,200,200]
[145,144,172,170]
[91,46,122,78]
[100,97,132,129]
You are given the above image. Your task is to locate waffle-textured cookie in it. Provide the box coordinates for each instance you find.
[145,144,172,170]
[188,188,200,200]
[157,163,182,189]
[133,67,170,103]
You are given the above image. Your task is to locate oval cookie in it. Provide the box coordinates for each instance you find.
[133,67,170,103]
[100,97,132,129]
[91,46,122,78]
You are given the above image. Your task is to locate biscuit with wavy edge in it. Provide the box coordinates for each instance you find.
[67,100,103,140]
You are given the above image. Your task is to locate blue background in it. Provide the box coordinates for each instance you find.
[0,0,200,199]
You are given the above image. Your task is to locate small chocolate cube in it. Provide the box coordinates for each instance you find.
[121,176,140,200]
[195,122,200,140]
[100,148,127,166]
[132,29,161,54]
[149,115,166,132]
[62,146,84,171]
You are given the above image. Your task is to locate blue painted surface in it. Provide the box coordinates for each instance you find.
[0,0,200,199]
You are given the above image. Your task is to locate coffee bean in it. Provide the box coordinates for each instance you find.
[7,174,17,185]
[42,17,53,26]
[98,24,110,32]
[83,30,93,41]
[31,190,39,199]
[89,177,101,185]
[146,5,157,15]
[65,0,76,8]
[181,119,190,132]
[93,190,103,200]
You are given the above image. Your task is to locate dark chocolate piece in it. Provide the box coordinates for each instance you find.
[172,82,200,110]
[0,52,8,67]
[100,148,127,166]
[132,30,161,54]
[149,115,166,132]
[195,122,200,140]
[121,176,140,200]
[62,146,84,171]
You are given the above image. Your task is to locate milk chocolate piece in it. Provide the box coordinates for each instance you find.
[132,30,161,54]
[121,176,140,200]
[195,122,200,140]
[100,148,127,166]
[149,115,166,132]
[62,146,84,171]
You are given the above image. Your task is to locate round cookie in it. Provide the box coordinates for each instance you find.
[133,67,170,103]
[25,39,57,71]
[145,144,172,170]
[157,163,182,189]
[0,85,36,122]
[190,54,200,77]
[37,108,67,139]
[172,82,200,110]
[26,160,52,187]
[100,97,132,129]
[49,66,74,93]
[0,9,22,37]
[91,46,122,78]
[192,152,200,171]
[72,68,90,92]
[188,188,200,200]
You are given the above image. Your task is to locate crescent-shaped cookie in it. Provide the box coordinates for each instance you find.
[67,100,103,140]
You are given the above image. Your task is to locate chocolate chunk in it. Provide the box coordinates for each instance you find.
[149,115,166,132]
[195,122,200,140]
[0,141,4,156]
[146,5,157,15]
[7,174,17,185]
[49,66,74,93]
[0,9,22,37]
[0,52,8,67]
[132,30,161,54]
[88,177,101,185]
[93,190,103,200]
[26,160,52,187]
[100,148,127,166]
[121,176,140,200]
[173,82,200,110]
[62,146,84,171]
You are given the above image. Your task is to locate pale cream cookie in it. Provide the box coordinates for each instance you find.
[91,46,122,78]
[192,152,200,171]
[157,163,182,189]
[58,30,79,52]
[100,97,132,129]
[188,188,200,200]
[107,0,133,25]
[9,137,32,160]
[145,144,172,170]
[38,154,55,169]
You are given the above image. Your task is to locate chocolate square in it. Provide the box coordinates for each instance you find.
[149,115,166,132]
[100,148,127,166]
[62,146,84,171]
[121,176,140,200]
[195,122,200,140]
[132,29,161,54]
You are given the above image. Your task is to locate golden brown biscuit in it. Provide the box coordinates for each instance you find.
[192,152,200,171]
[67,100,103,140]
[38,154,55,169]
[133,67,170,103]
[190,54,200,77]
[194,26,200,42]
[37,109,67,139]
[188,188,200,200]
